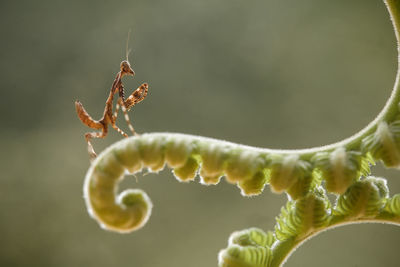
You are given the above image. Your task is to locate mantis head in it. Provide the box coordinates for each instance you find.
[120,60,135,77]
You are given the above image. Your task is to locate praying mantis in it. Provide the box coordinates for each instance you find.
[75,38,148,160]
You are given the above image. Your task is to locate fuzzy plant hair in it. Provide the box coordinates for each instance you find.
[82,0,400,266]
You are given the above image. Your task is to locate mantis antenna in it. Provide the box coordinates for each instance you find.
[126,29,132,62]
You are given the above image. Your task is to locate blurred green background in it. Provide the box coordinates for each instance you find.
[1,0,400,266]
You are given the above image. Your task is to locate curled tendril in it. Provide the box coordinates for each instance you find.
[84,143,153,233]
[83,0,400,265]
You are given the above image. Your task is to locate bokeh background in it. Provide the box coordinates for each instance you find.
[1,0,400,266]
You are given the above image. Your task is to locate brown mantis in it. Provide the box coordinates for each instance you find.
[75,38,148,160]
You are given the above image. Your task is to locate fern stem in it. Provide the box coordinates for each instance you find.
[271,216,400,267]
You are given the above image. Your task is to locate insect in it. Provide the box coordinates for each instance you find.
[75,35,148,160]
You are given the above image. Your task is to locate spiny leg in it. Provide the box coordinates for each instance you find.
[115,83,148,136]
[123,83,148,110]
[85,125,108,161]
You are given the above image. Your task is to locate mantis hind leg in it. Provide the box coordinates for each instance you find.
[84,125,108,161]
[75,101,103,130]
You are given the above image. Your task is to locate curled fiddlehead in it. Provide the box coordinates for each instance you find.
[82,0,400,266]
